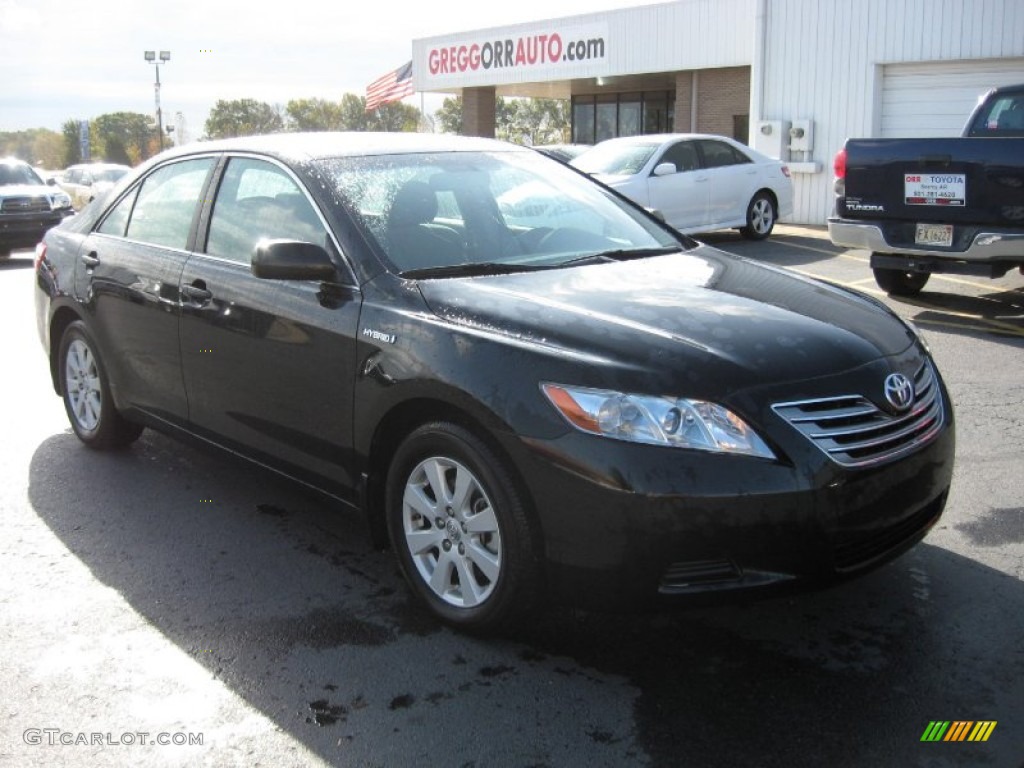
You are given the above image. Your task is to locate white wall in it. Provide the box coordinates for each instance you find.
[414,0,753,92]
[760,0,1024,223]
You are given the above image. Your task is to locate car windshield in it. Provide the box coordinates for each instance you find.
[93,168,129,183]
[0,163,44,186]
[570,142,660,176]
[319,149,682,276]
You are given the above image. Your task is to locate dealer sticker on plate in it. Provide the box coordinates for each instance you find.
[904,173,966,206]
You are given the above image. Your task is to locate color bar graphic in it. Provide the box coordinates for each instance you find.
[921,721,996,742]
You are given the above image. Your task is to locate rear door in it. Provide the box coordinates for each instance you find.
[178,155,362,493]
[76,156,217,423]
[695,139,757,226]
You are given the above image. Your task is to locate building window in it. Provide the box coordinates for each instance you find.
[572,91,676,145]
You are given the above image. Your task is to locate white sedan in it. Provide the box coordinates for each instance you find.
[571,134,793,240]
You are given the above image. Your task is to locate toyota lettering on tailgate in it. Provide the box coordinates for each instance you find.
[904,173,966,206]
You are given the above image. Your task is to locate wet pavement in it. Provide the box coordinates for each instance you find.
[2,234,1022,767]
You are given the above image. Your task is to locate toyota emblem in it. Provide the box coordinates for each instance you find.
[884,373,914,412]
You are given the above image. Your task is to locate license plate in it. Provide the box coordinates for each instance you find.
[915,223,953,247]
[904,173,965,206]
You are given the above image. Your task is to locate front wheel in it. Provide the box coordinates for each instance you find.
[386,422,541,631]
[739,192,777,240]
[872,267,930,296]
[58,321,143,449]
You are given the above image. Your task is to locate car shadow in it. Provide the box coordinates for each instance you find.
[697,227,848,270]
[892,287,1024,344]
[26,430,1024,767]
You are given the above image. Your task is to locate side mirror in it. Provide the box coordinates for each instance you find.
[653,162,677,177]
[46,177,58,187]
[252,239,337,281]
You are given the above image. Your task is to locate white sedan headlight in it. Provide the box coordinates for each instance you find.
[542,383,776,459]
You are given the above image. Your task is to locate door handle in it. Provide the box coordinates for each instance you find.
[182,282,213,302]
[80,251,100,267]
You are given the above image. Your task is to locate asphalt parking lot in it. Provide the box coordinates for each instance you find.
[1,229,1022,768]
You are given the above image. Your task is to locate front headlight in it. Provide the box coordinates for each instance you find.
[51,193,72,210]
[541,383,776,459]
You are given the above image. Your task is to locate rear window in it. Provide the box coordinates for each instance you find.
[966,91,1024,136]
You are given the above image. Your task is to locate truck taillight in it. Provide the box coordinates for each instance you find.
[833,148,847,179]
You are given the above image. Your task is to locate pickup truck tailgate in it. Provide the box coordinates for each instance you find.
[840,138,1024,228]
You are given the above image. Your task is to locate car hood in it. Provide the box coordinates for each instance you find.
[0,183,57,199]
[417,244,916,397]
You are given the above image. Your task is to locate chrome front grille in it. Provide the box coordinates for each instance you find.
[773,363,944,468]
[1,196,50,214]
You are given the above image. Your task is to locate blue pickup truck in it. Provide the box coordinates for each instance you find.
[828,83,1024,295]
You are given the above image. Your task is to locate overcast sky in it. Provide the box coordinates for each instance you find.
[1,0,659,139]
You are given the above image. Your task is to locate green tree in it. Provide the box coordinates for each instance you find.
[285,98,346,131]
[506,98,570,145]
[0,128,64,168]
[204,99,284,139]
[368,101,421,132]
[435,97,462,134]
[61,120,83,166]
[338,93,372,131]
[90,112,157,165]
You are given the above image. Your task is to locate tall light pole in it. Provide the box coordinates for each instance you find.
[143,50,171,151]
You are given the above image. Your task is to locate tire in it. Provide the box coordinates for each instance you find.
[872,266,930,296]
[739,192,777,240]
[58,321,143,449]
[386,422,541,631]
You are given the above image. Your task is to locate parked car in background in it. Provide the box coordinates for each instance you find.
[58,163,132,210]
[36,133,952,631]
[533,143,591,164]
[572,134,793,240]
[828,83,1024,295]
[0,157,74,257]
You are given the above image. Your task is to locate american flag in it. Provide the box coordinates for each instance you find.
[365,61,414,112]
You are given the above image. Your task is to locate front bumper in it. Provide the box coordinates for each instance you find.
[510,372,955,610]
[0,210,72,252]
[828,217,1024,264]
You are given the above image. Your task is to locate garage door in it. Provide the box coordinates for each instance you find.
[881,59,1024,137]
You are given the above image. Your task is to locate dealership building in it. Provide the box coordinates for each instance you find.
[412,0,1024,224]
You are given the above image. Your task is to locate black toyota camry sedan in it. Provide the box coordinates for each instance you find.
[34,133,954,630]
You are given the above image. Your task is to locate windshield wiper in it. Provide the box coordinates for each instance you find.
[400,262,551,279]
[582,245,684,262]
[401,246,685,279]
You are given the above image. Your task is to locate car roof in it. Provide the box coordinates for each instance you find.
[157,132,525,165]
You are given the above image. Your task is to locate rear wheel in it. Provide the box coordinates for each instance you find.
[739,192,776,240]
[872,266,930,296]
[386,422,540,631]
[58,321,143,449]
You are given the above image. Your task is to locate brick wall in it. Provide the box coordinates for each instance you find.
[696,66,751,139]
[462,87,496,138]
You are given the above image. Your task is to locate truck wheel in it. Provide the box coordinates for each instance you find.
[386,422,541,632]
[873,267,930,296]
[739,192,776,240]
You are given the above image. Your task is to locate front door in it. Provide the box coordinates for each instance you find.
[178,156,361,493]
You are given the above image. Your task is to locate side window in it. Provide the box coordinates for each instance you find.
[659,141,699,173]
[66,169,81,184]
[698,140,751,169]
[96,187,140,237]
[206,157,329,264]
[124,158,214,250]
